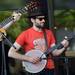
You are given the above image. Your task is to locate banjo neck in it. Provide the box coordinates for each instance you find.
[44,31,75,57]
[0,0,39,30]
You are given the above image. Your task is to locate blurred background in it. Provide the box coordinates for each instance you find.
[0,0,75,75]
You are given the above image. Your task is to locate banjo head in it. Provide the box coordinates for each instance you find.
[22,50,47,73]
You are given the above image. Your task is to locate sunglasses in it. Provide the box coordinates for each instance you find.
[37,17,45,21]
[32,16,46,21]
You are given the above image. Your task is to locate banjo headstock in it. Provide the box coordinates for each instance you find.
[15,0,40,14]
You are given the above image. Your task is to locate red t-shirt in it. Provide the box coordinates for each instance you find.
[16,27,56,69]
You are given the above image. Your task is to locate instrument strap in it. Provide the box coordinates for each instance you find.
[43,29,48,51]
[43,29,53,57]
[43,29,52,68]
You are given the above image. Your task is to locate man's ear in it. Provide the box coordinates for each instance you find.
[31,18,35,23]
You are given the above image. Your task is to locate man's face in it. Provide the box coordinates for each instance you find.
[33,16,45,29]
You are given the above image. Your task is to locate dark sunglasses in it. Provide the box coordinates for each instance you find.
[37,17,45,21]
[32,16,46,21]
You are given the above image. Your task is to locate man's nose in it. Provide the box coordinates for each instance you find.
[42,19,45,22]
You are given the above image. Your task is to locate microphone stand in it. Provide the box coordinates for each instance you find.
[1,38,7,75]
[0,31,16,75]
[0,11,21,75]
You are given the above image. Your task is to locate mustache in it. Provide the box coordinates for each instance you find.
[35,24,45,29]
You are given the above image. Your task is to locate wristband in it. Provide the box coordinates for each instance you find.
[56,43,64,49]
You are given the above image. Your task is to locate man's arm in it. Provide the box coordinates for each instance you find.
[51,39,69,56]
[8,42,41,64]
[8,42,28,61]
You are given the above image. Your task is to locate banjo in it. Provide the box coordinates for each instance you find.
[22,50,47,73]
[22,32,75,73]
[22,44,64,73]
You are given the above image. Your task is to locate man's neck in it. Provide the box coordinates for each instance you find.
[33,25,43,32]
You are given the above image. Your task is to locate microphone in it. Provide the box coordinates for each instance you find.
[0,28,6,41]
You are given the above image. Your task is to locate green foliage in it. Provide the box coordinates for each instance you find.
[0,11,30,41]
[54,9,75,30]
[0,11,11,21]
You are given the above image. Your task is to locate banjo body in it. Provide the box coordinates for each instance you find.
[22,50,47,73]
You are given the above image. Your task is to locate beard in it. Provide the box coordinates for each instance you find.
[35,23,45,29]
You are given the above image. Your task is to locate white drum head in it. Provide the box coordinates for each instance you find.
[22,50,47,73]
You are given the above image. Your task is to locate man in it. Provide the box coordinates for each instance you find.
[8,11,69,75]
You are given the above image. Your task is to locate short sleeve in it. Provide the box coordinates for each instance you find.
[50,31,56,44]
[16,32,26,46]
